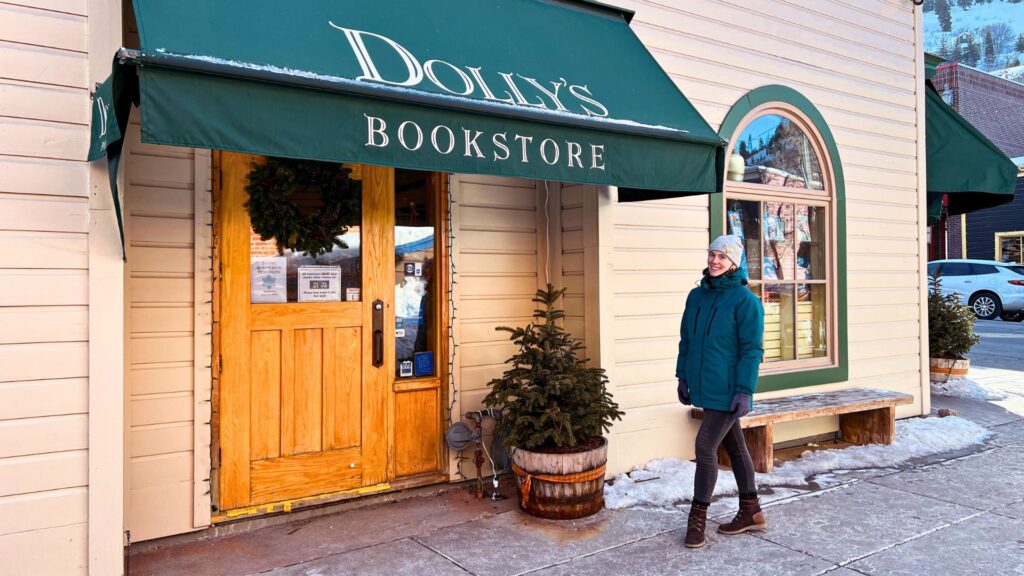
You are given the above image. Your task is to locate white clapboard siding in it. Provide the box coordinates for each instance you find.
[123,117,202,541]
[0,2,91,568]
[560,184,587,350]
[604,0,922,474]
[454,174,541,400]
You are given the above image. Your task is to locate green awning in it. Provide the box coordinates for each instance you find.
[926,84,1017,224]
[89,0,724,214]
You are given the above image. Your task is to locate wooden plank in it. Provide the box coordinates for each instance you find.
[128,216,194,245]
[250,330,281,461]
[0,305,86,344]
[0,156,87,197]
[125,154,195,187]
[0,450,86,497]
[0,117,87,161]
[218,153,258,509]
[130,335,194,364]
[0,41,87,89]
[361,165,392,485]
[0,194,87,233]
[690,389,914,428]
[330,326,362,450]
[129,364,192,396]
[127,185,194,218]
[127,482,194,542]
[0,341,86,382]
[840,406,896,445]
[129,246,194,274]
[394,389,439,477]
[0,377,86,420]
[0,523,87,575]
[130,306,194,334]
[130,423,192,458]
[129,278,193,304]
[6,0,87,16]
[250,302,362,330]
[0,414,86,458]
[129,452,192,490]
[0,486,86,537]
[0,4,87,53]
[131,393,193,427]
[0,230,86,269]
[249,448,361,506]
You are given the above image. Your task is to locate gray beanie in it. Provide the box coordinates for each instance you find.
[709,235,744,268]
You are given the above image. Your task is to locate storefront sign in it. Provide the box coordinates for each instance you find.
[330,23,610,118]
[298,266,342,302]
[251,257,287,303]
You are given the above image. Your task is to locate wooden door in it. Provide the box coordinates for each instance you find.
[217,153,393,510]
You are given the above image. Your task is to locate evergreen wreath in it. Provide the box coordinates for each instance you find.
[245,158,361,257]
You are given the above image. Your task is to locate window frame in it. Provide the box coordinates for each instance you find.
[724,104,839,375]
[712,85,849,393]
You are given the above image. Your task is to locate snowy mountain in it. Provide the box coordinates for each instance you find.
[923,0,1024,82]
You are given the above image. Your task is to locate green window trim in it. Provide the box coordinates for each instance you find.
[712,85,848,393]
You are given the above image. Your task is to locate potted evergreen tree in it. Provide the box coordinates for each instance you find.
[484,285,623,519]
[928,275,981,382]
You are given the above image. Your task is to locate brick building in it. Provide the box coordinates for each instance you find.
[929,62,1024,262]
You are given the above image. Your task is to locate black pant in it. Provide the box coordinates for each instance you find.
[693,409,757,504]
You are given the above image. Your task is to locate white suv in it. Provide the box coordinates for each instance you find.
[928,259,1024,321]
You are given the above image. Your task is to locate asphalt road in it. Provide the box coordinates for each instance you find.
[969,318,1024,371]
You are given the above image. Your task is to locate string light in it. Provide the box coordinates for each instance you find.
[445,174,466,480]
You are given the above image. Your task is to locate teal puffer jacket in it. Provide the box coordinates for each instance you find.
[675,268,764,412]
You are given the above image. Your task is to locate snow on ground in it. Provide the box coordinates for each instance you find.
[931,378,1008,400]
[605,416,989,510]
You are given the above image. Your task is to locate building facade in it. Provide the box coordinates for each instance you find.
[929,62,1024,262]
[0,1,932,574]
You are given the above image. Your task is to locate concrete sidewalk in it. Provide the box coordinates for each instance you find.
[130,389,1024,576]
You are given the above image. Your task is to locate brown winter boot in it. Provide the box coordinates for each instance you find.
[684,501,709,548]
[718,495,766,535]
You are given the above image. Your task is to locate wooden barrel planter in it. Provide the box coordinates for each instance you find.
[930,357,970,382]
[511,437,608,520]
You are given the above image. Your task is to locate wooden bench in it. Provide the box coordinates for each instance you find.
[690,388,914,473]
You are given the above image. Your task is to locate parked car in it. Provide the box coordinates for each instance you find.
[927,259,1024,321]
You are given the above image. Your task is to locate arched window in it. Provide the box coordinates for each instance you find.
[724,105,836,371]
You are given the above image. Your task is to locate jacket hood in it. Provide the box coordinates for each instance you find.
[700,267,749,291]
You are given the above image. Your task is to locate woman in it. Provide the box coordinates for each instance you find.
[676,234,766,548]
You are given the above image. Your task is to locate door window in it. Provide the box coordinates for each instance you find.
[248,162,363,304]
[394,170,438,379]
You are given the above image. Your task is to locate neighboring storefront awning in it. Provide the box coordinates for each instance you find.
[925,84,1017,224]
[89,1,725,243]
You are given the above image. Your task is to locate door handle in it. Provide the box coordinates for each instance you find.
[372,299,384,368]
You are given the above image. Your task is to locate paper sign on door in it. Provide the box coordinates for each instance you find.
[298,266,342,302]
[251,257,287,303]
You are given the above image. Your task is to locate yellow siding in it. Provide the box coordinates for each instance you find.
[604,0,924,474]
[0,2,89,572]
[123,120,208,541]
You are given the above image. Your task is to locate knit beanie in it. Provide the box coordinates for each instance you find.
[709,235,744,268]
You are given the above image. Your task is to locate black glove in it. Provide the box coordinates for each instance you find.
[677,379,691,405]
[731,393,752,417]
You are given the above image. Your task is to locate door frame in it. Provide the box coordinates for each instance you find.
[209,154,451,519]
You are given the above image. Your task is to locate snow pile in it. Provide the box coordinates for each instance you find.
[931,378,1008,401]
[605,416,989,510]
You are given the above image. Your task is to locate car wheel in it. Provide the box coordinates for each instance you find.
[969,292,1002,320]
[1000,311,1023,322]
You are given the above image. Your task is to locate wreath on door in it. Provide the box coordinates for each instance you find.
[245,158,362,257]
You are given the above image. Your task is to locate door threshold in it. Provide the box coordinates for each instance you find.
[212,472,450,524]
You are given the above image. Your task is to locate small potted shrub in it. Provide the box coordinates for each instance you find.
[928,275,981,382]
[484,285,623,519]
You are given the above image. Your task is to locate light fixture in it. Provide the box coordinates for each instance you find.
[942,87,954,106]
